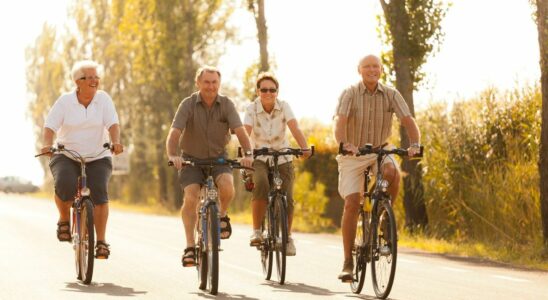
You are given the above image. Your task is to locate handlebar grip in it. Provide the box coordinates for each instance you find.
[310,145,315,157]
[338,142,347,155]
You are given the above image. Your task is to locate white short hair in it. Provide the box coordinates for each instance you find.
[71,60,102,81]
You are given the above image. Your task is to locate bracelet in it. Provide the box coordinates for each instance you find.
[410,142,421,148]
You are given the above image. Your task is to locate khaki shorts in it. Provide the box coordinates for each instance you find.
[252,160,295,213]
[336,148,400,199]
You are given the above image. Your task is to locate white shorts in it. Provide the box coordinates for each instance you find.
[336,147,400,199]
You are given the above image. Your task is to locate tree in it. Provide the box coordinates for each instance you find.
[247,0,269,72]
[378,0,449,230]
[27,0,237,208]
[533,0,548,248]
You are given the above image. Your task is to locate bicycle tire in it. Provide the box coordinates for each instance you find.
[79,198,95,284]
[206,205,219,295]
[260,217,273,280]
[350,209,368,294]
[72,206,81,280]
[197,218,207,291]
[273,195,287,284]
[371,199,397,299]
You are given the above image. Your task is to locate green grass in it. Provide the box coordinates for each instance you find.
[399,230,548,271]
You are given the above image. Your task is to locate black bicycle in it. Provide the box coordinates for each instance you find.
[244,146,314,284]
[339,143,422,298]
[169,157,251,295]
[36,143,111,284]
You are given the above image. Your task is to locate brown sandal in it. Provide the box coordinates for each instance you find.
[182,247,196,267]
[95,241,110,259]
[56,221,71,242]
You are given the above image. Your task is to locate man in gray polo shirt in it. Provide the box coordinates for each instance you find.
[333,55,421,281]
[166,66,253,267]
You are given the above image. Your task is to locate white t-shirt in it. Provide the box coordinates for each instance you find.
[44,90,119,161]
[243,98,296,164]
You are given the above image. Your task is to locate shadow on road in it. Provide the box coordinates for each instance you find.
[262,281,344,296]
[191,291,260,300]
[63,282,148,296]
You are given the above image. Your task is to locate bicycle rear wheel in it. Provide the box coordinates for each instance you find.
[79,198,95,284]
[260,217,273,280]
[371,199,397,299]
[273,195,287,284]
[350,210,368,294]
[205,205,219,295]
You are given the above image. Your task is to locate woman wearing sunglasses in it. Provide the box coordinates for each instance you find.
[243,72,311,256]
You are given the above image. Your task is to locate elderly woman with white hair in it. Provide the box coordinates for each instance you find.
[40,60,123,259]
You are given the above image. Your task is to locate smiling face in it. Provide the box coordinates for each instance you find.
[256,78,278,108]
[196,70,220,101]
[75,68,100,95]
[358,55,382,88]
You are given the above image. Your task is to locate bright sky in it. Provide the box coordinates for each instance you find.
[0,0,540,185]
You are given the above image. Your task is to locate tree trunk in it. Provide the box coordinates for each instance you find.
[536,0,548,248]
[255,0,269,72]
[384,0,428,230]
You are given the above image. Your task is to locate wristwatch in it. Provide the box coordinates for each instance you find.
[244,150,253,157]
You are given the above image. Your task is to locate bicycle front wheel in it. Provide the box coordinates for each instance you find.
[205,205,219,295]
[79,198,95,284]
[350,210,368,294]
[260,217,273,280]
[273,195,288,284]
[371,199,397,299]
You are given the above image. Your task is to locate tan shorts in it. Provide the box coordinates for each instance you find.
[336,148,400,199]
[252,160,295,212]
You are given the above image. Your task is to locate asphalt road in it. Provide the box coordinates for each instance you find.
[1,194,547,300]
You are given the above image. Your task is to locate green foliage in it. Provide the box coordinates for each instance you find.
[378,0,449,89]
[292,169,333,232]
[418,86,542,251]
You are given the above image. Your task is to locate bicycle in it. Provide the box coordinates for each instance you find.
[242,146,314,285]
[169,157,251,295]
[35,143,112,285]
[338,143,423,299]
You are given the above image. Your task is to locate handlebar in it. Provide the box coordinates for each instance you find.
[35,143,112,159]
[338,142,423,158]
[238,146,315,159]
[168,157,254,171]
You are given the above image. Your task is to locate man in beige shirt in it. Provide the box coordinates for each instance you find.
[166,66,253,267]
[333,55,421,281]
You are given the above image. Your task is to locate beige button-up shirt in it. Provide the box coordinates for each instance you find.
[171,92,242,159]
[335,81,411,148]
[244,99,296,165]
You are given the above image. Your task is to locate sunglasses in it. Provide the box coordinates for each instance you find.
[79,76,100,81]
[259,88,277,93]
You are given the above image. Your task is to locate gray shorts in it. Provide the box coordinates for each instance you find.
[49,154,113,205]
[178,162,232,189]
[252,160,295,214]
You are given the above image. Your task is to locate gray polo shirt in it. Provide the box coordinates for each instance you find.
[171,92,242,159]
[335,81,411,148]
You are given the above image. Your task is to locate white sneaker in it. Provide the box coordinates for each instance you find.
[250,230,263,246]
[286,237,296,256]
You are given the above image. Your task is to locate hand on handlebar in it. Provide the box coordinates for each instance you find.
[111,143,124,155]
[301,148,312,159]
[38,145,53,158]
[168,155,186,170]
[240,156,253,168]
[342,143,359,155]
[407,144,421,157]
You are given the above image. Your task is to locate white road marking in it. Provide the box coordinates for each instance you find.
[398,258,419,264]
[440,266,469,273]
[222,261,263,276]
[492,275,530,283]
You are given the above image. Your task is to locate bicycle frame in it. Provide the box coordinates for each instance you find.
[35,143,111,285]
